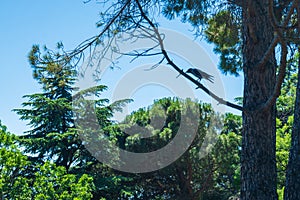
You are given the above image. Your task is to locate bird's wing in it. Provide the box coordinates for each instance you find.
[189,69,202,79]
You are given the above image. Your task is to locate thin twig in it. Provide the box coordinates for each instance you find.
[68,0,132,63]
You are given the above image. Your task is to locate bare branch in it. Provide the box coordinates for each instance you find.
[120,44,162,61]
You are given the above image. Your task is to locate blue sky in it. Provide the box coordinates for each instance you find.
[0,1,243,135]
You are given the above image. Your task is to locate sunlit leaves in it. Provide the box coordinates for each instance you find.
[0,122,32,199]
[33,162,94,199]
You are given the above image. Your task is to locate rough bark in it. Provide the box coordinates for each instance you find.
[241,0,278,199]
[284,48,300,200]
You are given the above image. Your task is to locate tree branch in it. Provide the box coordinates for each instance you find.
[256,0,297,69]
[135,0,243,111]
[55,0,132,64]
[247,38,288,113]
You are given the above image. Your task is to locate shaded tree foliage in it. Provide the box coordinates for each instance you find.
[89,98,242,200]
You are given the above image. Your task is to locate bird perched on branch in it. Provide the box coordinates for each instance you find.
[186,68,214,83]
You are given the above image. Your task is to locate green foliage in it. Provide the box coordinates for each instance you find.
[275,54,298,190]
[204,10,242,75]
[221,113,242,135]
[14,44,132,199]
[276,129,291,189]
[95,98,242,199]
[162,0,212,26]
[0,121,32,199]
[15,44,130,173]
[33,162,94,199]
[14,45,80,169]
[212,132,241,195]
[277,187,284,200]
[0,121,94,200]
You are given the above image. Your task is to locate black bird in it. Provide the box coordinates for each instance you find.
[186,68,214,83]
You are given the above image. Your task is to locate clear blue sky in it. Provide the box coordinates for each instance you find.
[0,1,243,135]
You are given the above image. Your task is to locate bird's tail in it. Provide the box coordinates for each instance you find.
[201,72,214,83]
[206,75,214,83]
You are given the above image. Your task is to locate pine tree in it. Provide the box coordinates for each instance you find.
[14,45,83,170]
[14,43,132,184]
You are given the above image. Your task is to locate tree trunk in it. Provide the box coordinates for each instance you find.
[241,0,277,199]
[284,47,300,200]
